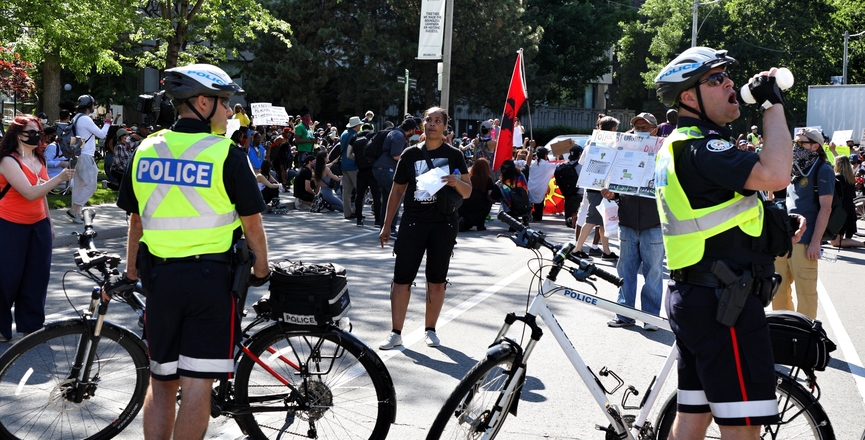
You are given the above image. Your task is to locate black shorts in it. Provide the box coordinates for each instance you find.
[666,280,779,426]
[392,216,458,285]
[145,260,239,381]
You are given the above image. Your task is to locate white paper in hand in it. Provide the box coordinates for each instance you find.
[416,165,450,198]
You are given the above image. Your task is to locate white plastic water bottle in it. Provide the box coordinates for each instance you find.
[740,67,794,105]
[820,250,837,263]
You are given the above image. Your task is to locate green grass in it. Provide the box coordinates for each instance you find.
[47,171,118,209]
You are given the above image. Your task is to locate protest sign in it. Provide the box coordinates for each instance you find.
[576,130,663,198]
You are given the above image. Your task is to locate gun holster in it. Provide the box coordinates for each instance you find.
[137,242,154,295]
[230,239,256,304]
[711,260,753,327]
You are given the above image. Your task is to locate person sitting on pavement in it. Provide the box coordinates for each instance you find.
[293,154,316,210]
[313,151,343,212]
[256,160,283,210]
[458,157,501,232]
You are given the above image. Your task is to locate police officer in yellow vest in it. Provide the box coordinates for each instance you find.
[653,48,796,437]
[111,64,269,439]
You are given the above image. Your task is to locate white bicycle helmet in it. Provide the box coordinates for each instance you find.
[163,64,243,101]
[654,47,737,107]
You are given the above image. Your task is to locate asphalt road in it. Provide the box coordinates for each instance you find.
[4,206,864,439]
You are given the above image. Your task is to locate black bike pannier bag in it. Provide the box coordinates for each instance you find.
[267,260,351,326]
[766,311,836,371]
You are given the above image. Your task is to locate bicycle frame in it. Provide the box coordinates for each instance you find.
[491,276,676,440]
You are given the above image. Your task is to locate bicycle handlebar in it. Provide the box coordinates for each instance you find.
[497,211,623,287]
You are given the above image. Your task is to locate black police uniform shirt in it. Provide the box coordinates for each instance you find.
[672,116,772,273]
[116,118,267,250]
[393,143,468,221]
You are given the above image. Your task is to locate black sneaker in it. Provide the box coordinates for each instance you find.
[574,251,593,261]
[588,248,603,257]
[607,319,635,328]
[602,252,619,261]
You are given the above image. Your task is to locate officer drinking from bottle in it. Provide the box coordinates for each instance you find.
[107,63,270,439]
[653,47,804,438]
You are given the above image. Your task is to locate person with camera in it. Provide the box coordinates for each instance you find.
[66,94,111,224]
[109,63,270,440]
[653,47,802,437]
[378,107,471,349]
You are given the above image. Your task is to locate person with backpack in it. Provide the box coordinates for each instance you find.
[339,117,362,220]
[347,127,382,226]
[772,127,834,320]
[554,144,583,228]
[66,95,111,224]
[374,118,416,236]
[43,127,70,188]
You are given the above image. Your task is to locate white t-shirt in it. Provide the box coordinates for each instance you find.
[512,125,523,148]
[73,113,111,157]
[526,159,557,204]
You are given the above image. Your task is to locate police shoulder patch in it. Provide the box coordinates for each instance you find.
[705,139,733,152]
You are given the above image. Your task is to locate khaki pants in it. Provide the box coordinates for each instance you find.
[772,243,819,319]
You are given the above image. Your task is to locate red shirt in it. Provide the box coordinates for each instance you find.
[0,154,49,224]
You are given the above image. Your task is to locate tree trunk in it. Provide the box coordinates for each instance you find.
[42,52,62,122]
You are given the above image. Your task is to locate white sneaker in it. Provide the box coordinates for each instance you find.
[643,323,659,331]
[425,330,441,347]
[378,332,403,350]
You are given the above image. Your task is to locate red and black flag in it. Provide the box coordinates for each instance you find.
[493,49,527,171]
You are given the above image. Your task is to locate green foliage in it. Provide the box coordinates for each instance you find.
[620,0,865,133]
[526,0,637,106]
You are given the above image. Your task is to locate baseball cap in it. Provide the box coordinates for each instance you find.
[796,127,823,145]
[630,112,658,127]
[738,139,747,146]
[851,153,861,163]
[116,128,130,140]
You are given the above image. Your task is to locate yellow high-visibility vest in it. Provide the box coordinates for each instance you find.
[131,131,240,258]
[654,126,763,269]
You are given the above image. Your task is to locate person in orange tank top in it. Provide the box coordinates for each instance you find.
[0,115,74,342]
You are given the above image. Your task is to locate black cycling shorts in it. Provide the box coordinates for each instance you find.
[666,281,780,426]
[392,216,458,285]
[145,260,240,381]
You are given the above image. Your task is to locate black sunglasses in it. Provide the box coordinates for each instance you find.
[697,71,730,87]
[21,129,41,137]
[796,139,817,147]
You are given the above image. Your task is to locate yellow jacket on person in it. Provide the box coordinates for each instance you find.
[131,131,241,258]
[654,126,763,270]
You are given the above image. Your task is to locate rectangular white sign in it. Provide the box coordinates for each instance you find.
[417,0,446,60]
[577,130,664,198]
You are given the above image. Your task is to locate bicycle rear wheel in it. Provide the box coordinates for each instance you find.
[233,324,395,440]
[654,372,834,439]
[427,343,520,440]
[0,319,150,440]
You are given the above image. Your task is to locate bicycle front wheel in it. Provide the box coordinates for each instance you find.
[654,372,834,439]
[427,343,520,440]
[233,324,395,440]
[0,319,150,440]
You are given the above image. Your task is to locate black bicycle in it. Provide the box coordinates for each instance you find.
[0,208,397,439]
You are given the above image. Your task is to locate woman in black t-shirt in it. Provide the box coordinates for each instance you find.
[293,154,316,209]
[377,107,471,350]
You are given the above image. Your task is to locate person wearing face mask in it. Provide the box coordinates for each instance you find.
[108,128,134,190]
[602,112,665,331]
[0,115,75,342]
[771,127,834,319]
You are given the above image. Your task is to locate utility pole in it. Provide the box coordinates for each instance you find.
[440,0,454,111]
[843,30,865,85]
[396,70,417,116]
